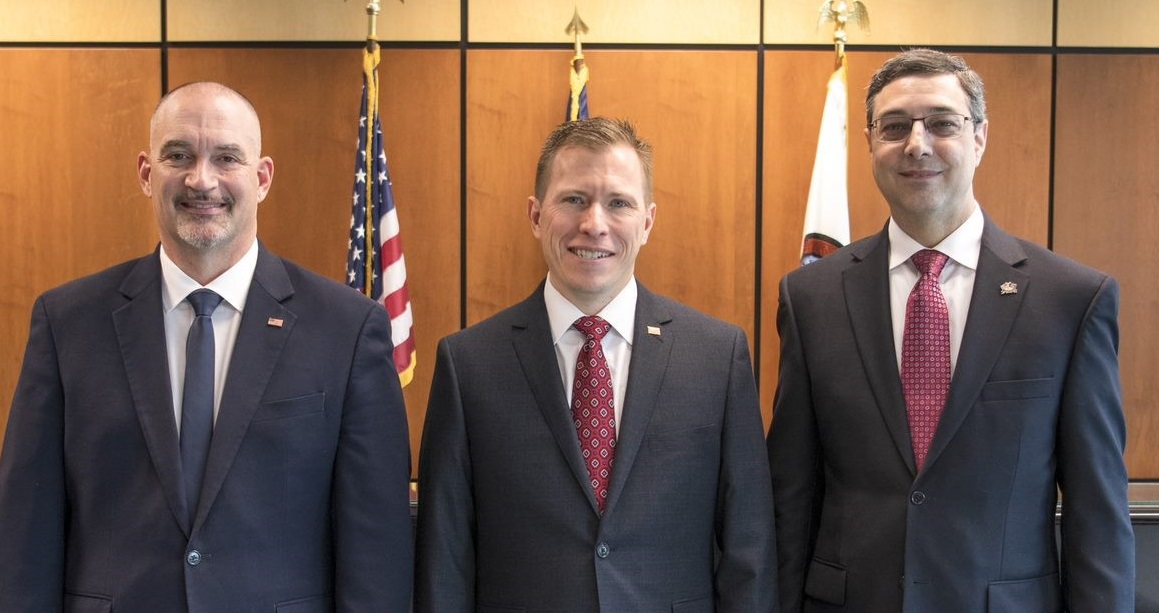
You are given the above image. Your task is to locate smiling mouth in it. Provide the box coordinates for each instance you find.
[901,169,941,178]
[571,248,612,260]
[179,196,231,214]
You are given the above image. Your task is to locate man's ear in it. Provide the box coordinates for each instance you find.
[137,151,152,196]
[641,202,656,244]
[528,196,543,237]
[973,119,989,166]
[256,156,275,202]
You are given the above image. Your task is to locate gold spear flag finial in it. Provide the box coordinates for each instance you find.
[818,1,869,67]
[565,8,590,121]
[566,7,589,60]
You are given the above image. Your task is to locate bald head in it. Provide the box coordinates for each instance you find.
[150,82,264,155]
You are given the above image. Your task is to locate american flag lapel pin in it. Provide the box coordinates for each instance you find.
[267,317,284,328]
[647,325,661,336]
[999,281,1018,295]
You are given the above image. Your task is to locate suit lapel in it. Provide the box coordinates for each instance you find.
[843,230,918,474]
[194,245,296,527]
[603,286,673,517]
[509,287,599,512]
[114,252,191,535]
[923,220,1028,471]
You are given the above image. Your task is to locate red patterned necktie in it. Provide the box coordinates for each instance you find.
[901,249,950,472]
[572,316,617,513]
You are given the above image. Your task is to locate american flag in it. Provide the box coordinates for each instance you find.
[346,45,416,387]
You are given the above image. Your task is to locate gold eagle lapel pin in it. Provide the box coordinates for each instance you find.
[999,281,1018,295]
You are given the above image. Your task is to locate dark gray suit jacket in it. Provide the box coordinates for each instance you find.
[768,218,1134,612]
[0,244,413,612]
[415,283,777,612]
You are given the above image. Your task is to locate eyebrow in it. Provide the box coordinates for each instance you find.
[876,105,961,118]
[158,139,192,153]
[158,140,247,158]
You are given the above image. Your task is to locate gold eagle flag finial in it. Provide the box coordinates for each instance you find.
[818,1,869,67]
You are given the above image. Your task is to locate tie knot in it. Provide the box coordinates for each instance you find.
[911,249,949,279]
[574,316,610,342]
[187,289,224,318]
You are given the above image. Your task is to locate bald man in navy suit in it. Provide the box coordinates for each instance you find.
[0,82,413,612]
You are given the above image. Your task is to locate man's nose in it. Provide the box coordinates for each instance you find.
[185,159,217,190]
[579,204,608,234]
[903,121,934,157]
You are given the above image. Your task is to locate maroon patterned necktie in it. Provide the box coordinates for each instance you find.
[572,316,616,513]
[901,249,950,471]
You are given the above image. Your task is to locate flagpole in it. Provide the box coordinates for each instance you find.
[801,2,866,265]
[361,1,381,292]
[831,4,847,68]
[566,8,590,122]
[365,0,380,52]
[345,0,418,387]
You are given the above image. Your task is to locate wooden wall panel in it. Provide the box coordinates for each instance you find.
[4,7,1158,480]
[168,0,460,42]
[464,50,555,322]
[167,48,462,472]
[469,0,759,44]
[760,51,856,429]
[0,49,160,444]
[761,51,1052,429]
[466,50,757,346]
[1058,0,1159,48]
[0,0,159,42]
[765,0,1052,46]
[1054,55,1159,478]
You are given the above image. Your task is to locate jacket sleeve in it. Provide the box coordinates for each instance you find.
[1056,276,1135,611]
[332,304,414,612]
[767,276,824,613]
[714,327,779,612]
[0,297,68,612]
[414,338,477,612]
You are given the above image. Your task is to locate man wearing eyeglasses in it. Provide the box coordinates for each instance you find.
[768,49,1134,612]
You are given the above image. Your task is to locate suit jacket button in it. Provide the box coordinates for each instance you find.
[186,550,202,566]
[910,490,926,505]
[596,542,610,558]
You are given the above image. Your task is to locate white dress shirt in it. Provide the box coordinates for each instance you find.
[544,275,637,435]
[161,240,259,431]
[888,204,984,376]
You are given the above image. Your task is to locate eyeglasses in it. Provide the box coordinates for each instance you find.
[868,113,977,142]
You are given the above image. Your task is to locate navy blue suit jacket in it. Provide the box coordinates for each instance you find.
[0,244,413,612]
[415,283,777,612]
[768,218,1134,612]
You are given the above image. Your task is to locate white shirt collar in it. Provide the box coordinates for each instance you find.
[160,240,260,314]
[543,275,638,346]
[888,204,984,272]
